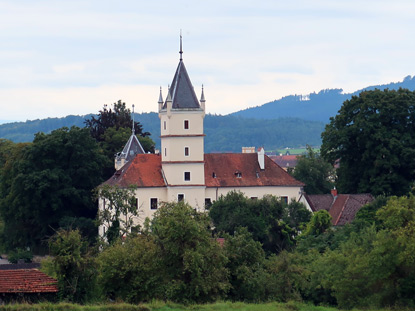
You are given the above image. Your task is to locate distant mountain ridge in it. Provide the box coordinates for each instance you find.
[1,76,414,151]
[0,113,324,152]
[231,75,415,122]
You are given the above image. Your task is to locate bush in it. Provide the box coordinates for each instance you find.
[7,248,33,263]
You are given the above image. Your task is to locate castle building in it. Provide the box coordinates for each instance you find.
[100,41,305,228]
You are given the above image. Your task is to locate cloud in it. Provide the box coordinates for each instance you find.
[0,0,415,121]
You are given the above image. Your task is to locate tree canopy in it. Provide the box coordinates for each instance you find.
[209,191,311,254]
[321,88,415,196]
[292,145,334,194]
[0,127,106,252]
[85,100,155,178]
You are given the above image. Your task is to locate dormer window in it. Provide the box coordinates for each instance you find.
[235,171,242,178]
[256,171,260,178]
[212,172,216,178]
[184,120,189,129]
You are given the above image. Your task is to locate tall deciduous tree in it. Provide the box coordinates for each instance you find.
[292,146,334,194]
[85,100,155,178]
[49,229,98,303]
[321,89,415,196]
[0,127,106,252]
[151,201,229,303]
[85,100,150,142]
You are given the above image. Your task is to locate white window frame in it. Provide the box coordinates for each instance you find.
[150,198,158,210]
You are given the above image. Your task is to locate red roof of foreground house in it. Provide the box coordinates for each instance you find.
[0,269,58,293]
[204,153,304,187]
[305,193,374,225]
[104,153,304,188]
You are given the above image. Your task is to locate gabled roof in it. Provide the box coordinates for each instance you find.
[162,60,201,110]
[116,134,145,164]
[305,193,374,225]
[104,153,304,188]
[0,269,58,293]
[105,154,166,188]
[204,153,304,187]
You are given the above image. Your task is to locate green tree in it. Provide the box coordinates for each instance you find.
[292,146,334,194]
[223,227,268,302]
[96,184,140,244]
[49,229,99,303]
[151,201,229,303]
[265,251,304,302]
[303,210,332,236]
[85,100,155,179]
[321,89,415,196]
[355,195,388,228]
[209,192,311,254]
[98,235,163,303]
[0,127,106,252]
[85,100,150,143]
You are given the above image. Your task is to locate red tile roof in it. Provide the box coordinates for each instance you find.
[305,193,374,225]
[105,154,166,187]
[0,269,58,293]
[335,194,374,226]
[204,153,304,187]
[104,153,304,188]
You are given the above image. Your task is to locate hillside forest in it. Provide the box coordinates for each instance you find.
[0,89,415,308]
[2,76,414,152]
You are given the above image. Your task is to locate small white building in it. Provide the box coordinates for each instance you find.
[100,44,305,228]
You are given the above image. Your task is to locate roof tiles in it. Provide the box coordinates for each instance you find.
[205,153,304,187]
[0,269,58,293]
[104,153,304,188]
[105,154,166,188]
[305,193,374,225]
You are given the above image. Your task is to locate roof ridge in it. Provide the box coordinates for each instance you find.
[333,195,349,226]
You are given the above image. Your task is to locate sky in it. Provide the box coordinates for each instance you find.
[1,0,415,122]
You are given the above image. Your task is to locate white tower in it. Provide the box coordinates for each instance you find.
[158,36,206,207]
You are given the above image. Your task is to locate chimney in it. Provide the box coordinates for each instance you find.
[331,187,338,197]
[242,147,255,153]
[257,147,265,170]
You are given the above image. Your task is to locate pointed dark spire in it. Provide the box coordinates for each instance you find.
[179,30,183,61]
[166,84,172,102]
[158,87,164,104]
[200,84,206,102]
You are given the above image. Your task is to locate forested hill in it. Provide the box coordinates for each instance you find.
[0,113,324,152]
[231,75,415,122]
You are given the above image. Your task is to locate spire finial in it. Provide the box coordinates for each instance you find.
[166,84,172,102]
[158,86,163,104]
[200,84,206,102]
[132,104,135,134]
[179,30,183,61]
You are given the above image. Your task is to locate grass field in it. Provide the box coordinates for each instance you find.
[0,301,410,311]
